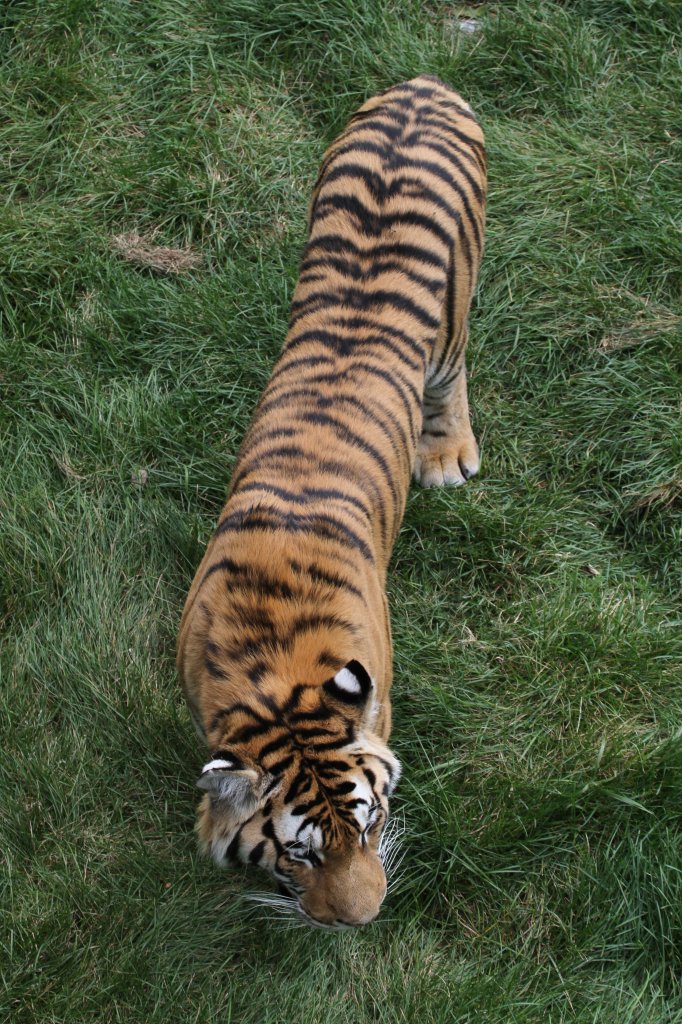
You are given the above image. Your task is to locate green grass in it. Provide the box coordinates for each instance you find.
[2,1,681,1020]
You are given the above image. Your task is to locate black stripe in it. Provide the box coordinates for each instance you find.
[259,733,291,759]
[307,561,364,598]
[400,156,483,247]
[208,701,273,734]
[295,726,336,740]
[440,248,456,374]
[215,508,375,562]
[262,816,286,859]
[304,359,420,441]
[235,480,372,523]
[283,771,311,804]
[320,162,393,200]
[288,612,358,641]
[289,286,439,332]
[282,326,423,373]
[296,409,401,504]
[314,189,391,233]
[314,759,355,775]
[327,344,421,415]
[292,796,324,817]
[411,133,480,172]
[301,232,364,260]
[288,321,426,363]
[220,701,270,722]
[231,720,272,744]
[438,93,480,121]
[302,233,447,274]
[299,253,444,296]
[222,635,265,662]
[314,140,398,180]
[344,116,408,143]
[332,780,357,795]
[287,704,334,724]
[243,384,322,418]
[230,444,308,490]
[314,194,454,248]
[266,754,295,775]
[267,388,412,478]
[316,649,341,669]
[370,240,447,269]
[224,827,244,862]
[321,158,468,225]
[265,353,335,387]
[299,486,370,519]
[460,221,474,274]
[235,442,308,470]
[429,355,464,393]
[376,756,398,781]
[418,110,482,138]
[230,571,297,601]
[231,431,391,547]
[390,82,438,100]
[280,684,306,717]
[320,164,462,223]
[303,734,354,753]
[202,556,241,581]
[205,654,228,679]
[349,103,410,128]
[248,661,269,684]
[432,324,467,385]
[235,424,299,462]
[249,841,266,865]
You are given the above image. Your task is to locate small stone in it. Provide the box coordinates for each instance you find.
[131,468,149,487]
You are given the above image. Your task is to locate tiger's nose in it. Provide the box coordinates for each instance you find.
[340,908,379,927]
[303,901,380,928]
[318,910,378,929]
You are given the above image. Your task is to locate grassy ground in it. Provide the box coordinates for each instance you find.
[2,1,681,1020]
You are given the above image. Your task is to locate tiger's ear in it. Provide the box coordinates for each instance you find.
[324,659,374,706]
[196,754,266,817]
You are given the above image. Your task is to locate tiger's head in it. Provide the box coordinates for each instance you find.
[195,659,400,928]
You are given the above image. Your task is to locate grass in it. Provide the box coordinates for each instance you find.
[1,0,681,1020]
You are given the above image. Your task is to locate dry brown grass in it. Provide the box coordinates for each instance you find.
[111,231,203,274]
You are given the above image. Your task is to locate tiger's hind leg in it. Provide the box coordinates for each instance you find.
[413,323,480,488]
[414,228,482,490]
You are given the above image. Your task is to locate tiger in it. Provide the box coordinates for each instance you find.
[177,75,487,928]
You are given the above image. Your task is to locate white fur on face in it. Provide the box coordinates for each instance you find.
[278,807,305,844]
[349,775,376,827]
[297,823,323,849]
[278,808,323,851]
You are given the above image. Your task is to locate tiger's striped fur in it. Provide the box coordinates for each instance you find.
[177,75,486,928]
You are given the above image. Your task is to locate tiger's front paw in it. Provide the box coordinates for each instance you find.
[413,428,480,488]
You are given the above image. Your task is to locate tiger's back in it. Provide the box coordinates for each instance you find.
[177,75,486,927]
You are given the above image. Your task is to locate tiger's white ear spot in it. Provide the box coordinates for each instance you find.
[334,667,363,695]
[325,659,373,706]
[201,758,235,774]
